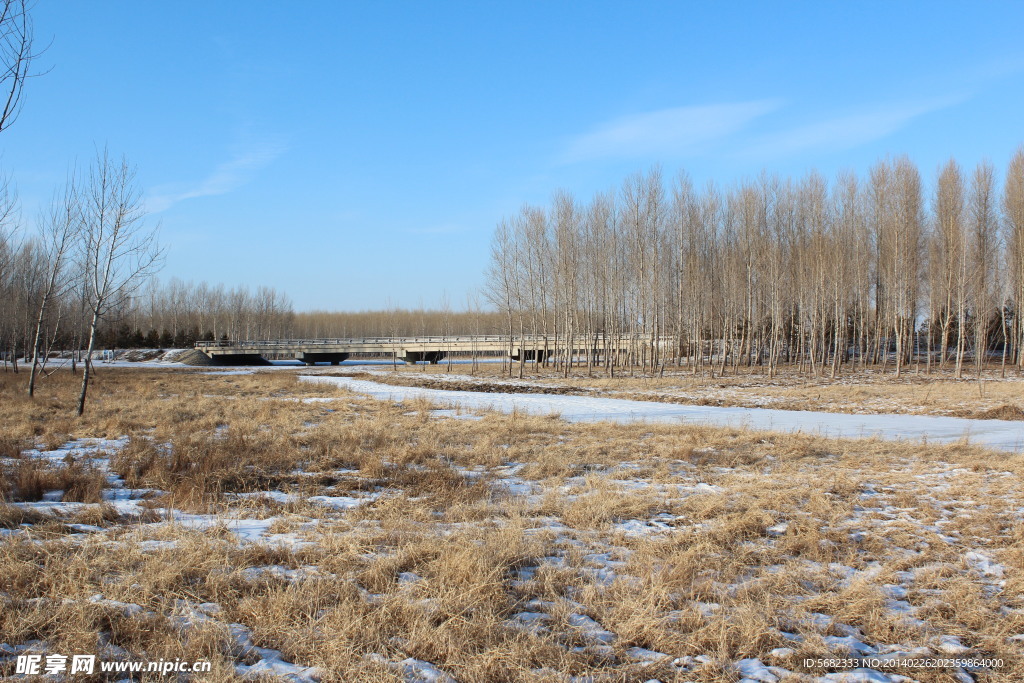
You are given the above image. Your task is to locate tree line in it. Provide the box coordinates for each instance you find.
[2,258,513,363]
[124,279,295,348]
[0,150,162,413]
[486,149,1024,377]
[291,307,505,340]
[1,269,297,361]
[95,291,509,347]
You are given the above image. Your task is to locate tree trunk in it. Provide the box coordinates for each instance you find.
[76,308,101,416]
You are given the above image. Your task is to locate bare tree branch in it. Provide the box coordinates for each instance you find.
[0,0,45,133]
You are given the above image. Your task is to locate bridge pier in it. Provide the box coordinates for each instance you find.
[512,347,553,362]
[210,353,271,366]
[296,352,350,366]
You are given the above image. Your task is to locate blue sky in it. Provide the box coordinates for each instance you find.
[4,1,1024,310]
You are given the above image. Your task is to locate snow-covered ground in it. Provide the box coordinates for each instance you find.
[302,375,1024,452]
[5,430,1018,681]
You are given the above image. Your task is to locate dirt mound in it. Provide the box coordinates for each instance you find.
[172,349,216,366]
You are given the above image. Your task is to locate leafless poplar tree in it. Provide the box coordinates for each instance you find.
[0,173,21,369]
[27,174,79,395]
[968,162,998,376]
[932,160,966,373]
[482,148,1024,378]
[76,149,162,415]
[1005,147,1024,368]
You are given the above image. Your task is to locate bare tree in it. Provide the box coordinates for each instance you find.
[484,218,518,375]
[28,174,79,395]
[932,160,966,372]
[1006,147,1024,369]
[0,172,21,369]
[76,149,162,415]
[968,161,998,376]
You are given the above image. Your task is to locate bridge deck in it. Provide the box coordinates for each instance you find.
[195,335,660,365]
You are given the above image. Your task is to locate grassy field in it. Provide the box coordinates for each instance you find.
[1,367,1022,681]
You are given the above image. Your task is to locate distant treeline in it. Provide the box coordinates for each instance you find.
[0,263,508,359]
[291,309,506,339]
[487,149,1024,376]
[0,272,297,358]
[123,281,506,345]
[122,279,295,346]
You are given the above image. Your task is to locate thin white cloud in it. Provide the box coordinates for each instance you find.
[561,100,783,163]
[744,96,965,159]
[146,141,286,213]
[951,54,1024,87]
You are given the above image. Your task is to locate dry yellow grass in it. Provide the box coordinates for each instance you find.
[0,367,1021,681]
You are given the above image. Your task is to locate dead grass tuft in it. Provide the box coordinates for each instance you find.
[1,459,107,503]
[0,434,30,459]
[975,403,1024,420]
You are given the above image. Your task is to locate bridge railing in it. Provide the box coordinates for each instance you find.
[195,334,668,350]
[196,335,516,349]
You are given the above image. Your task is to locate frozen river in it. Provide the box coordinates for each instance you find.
[301,375,1024,453]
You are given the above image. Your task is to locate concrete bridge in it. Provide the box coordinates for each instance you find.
[194,335,646,366]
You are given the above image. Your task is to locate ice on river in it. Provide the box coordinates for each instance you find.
[301,375,1024,452]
